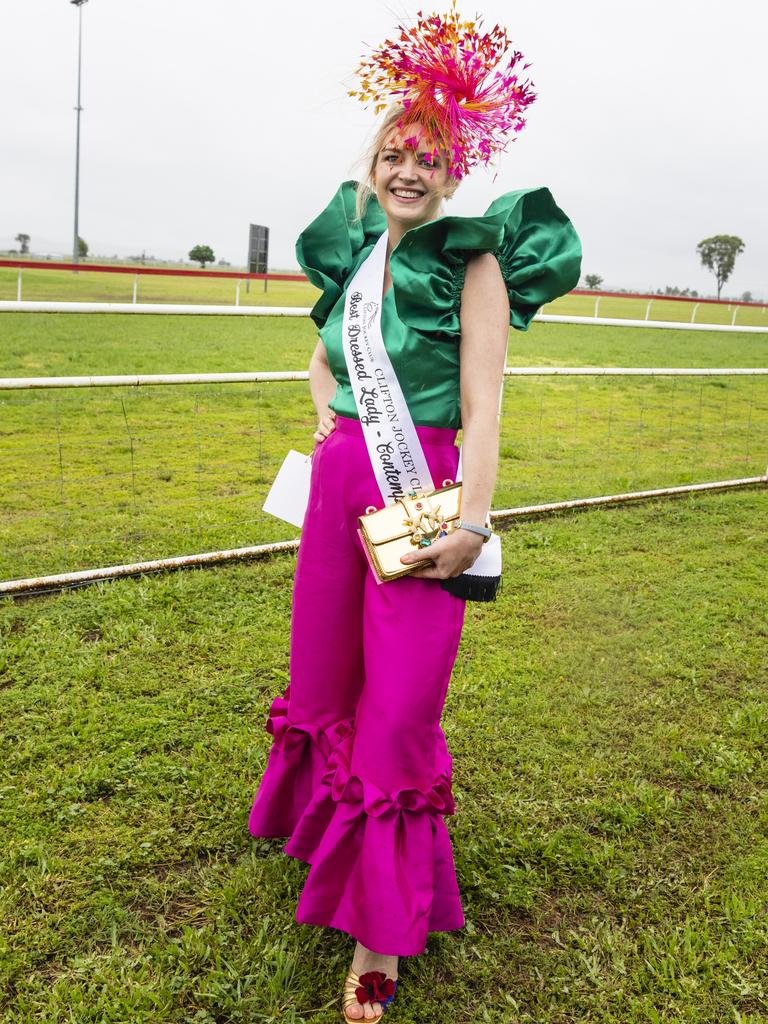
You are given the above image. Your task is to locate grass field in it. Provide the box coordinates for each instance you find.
[1,309,767,581]
[2,265,768,327]
[1,305,767,1022]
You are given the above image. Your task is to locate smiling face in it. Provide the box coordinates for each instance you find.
[371,123,454,233]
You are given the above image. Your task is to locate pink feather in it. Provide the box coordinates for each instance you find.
[349,1,536,178]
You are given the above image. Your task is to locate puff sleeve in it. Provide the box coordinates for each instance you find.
[389,186,582,338]
[295,180,386,330]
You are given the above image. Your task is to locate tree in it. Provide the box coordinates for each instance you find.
[189,244,215,269]
[741,290,753,303]
[661,286,698,297]
[15,233,30,254]
[696,235,744,299]
[584,273,603,290]
[77,236,88,259]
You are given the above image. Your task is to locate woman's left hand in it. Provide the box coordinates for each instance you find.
[400,528,485,580]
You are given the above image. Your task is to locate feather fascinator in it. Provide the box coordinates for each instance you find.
[349,1,536,179]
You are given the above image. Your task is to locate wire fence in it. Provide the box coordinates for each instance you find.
[2,369,766,592]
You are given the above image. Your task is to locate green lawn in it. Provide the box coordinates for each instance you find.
[1,310,767,1022]
[0,266,315,310]
[1,313,766,581]
[1,493,766,1023]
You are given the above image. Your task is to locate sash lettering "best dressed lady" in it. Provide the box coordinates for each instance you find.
[341,232,434,502]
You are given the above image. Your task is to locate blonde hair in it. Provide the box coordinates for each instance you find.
[354,104,460,221]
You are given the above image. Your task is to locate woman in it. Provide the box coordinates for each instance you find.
[249,7,581,1020]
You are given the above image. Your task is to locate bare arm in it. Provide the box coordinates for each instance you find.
[309,338,338,443]
[455,251,509,525]
[401,252,509,578]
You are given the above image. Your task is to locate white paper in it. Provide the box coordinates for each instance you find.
[262,450,312,528]
[464,533,502,577]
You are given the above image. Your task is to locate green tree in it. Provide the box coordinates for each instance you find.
[584,273,603,290]
[696,235,744,299]
[15,233,30,254]
[189,244,215,269]
[77,236,88,259]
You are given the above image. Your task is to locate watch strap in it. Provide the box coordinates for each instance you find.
[458,520,493,542]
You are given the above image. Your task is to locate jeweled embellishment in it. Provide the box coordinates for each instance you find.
[404,498,445,547]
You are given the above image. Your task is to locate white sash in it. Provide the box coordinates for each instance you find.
[340,232,434,504]
[341,231,502,584]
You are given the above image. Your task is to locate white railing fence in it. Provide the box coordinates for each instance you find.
[2,301,768,333]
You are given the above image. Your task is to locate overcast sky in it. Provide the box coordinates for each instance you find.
[2,0,766,297]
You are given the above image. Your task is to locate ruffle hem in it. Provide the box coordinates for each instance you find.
[248,685,464,956]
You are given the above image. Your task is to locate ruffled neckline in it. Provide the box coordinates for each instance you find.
[296,180,582,336]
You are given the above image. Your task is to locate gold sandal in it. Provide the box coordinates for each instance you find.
[342,968,398,1022]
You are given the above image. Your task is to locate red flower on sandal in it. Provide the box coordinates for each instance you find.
[355,970,396,1005]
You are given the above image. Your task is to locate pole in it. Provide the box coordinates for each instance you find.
[72,1,87,266]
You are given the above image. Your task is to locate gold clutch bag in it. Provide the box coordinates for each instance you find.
[358,482,462,582]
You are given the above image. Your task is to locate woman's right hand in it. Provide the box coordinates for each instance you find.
[313,410,337,444]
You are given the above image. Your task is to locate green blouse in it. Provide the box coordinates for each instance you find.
[296,180,582,429]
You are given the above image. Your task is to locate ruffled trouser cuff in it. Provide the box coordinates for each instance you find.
[248,686,464,956]
[247,685,351,838]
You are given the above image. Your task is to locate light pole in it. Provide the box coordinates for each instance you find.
[71,0,88,265]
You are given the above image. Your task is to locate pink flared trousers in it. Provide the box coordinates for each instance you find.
[248,415,466,956]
